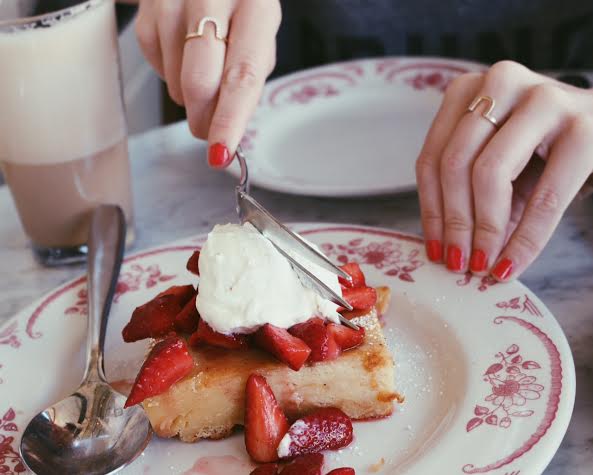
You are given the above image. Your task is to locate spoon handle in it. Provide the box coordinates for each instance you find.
[82,205,126,384]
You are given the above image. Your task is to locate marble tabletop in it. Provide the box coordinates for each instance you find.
[0,121,591,474]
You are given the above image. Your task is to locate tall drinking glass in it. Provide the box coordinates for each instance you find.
[0,0,134,265]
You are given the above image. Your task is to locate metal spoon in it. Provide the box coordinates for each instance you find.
[19,205,152,475]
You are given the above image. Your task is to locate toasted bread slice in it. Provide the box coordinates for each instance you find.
[142,289,398,442]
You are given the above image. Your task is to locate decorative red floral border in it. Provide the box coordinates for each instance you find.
[462,316,562,473]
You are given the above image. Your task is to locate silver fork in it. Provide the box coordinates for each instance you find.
[234,146,358,330]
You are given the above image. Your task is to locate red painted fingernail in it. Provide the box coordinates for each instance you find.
[426,240,442,262]
[446,245,464,271]
[492,258,513,280]
[208,142,231,168]
[470,249,488,273]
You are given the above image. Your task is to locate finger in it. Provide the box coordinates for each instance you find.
[207,0,281,168]
[470,84,566,274]
[440,61,531,273]
[506,156,545,242]
[155,0,185,105]
[492,116,593,281]
[135,0,164,78]
[416,72,482,263]
[181,1,232,140]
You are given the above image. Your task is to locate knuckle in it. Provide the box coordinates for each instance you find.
[444,215,473,233]
[525,83,565,108]
[530,187,561,216]
[415,153,438,183]
[566,115,593,138]
[181,71,219,103]
[512,231,542,256]
[472,154,507,188]
[488,60,526,80]
[441,152,469,183]
[223,60,262,92]
[209,112,235,134]
[474,220,502,236]
[423,209,443,223]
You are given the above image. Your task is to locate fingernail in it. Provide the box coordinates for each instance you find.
[446,245,464,271]
[426,240,442,262]
[492,258,513,281]
[470,249,488,273]
[208,142,231,168]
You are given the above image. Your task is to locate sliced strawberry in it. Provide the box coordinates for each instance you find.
[326,468,355,475]
[189,319,249,350]
[254,324,311,371]
[277,408,353,458]
[122,296,181,342]
[186,250,200,275]
[341,286,377,311]
[155,284,195,304]
[280,454,324,475]
[339,263,366,288]
[245,374,290,463]
[124,335,193,407]
[289,318,340,363]
[249,464,279,475]
[174,294,200,334]
[327,323,365,351]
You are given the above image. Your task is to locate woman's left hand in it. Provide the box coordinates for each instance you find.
[416,60,593,281]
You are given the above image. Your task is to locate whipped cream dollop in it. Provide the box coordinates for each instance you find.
[196,223,341,334]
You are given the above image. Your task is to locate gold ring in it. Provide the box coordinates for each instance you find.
[467,95,499,127]
[185,16,227,43]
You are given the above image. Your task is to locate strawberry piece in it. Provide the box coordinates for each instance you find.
[155,284,195,304]
[289,318,340,363]
[280,454,324,475]
[250,464,279,475]
[341,286,377,311]
[327,468,355,475]
[339,263,366,288]
[327,323,365,351]
[174,294,200,334]
[122,297,181,342]
[186,250,200,275]
[124,335,193,407]
[278,408,353,458]
[254,324,312,371]
[245,374,290,463]
[189,319,249,350]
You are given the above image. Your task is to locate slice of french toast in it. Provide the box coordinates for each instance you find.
[142,287,399,442]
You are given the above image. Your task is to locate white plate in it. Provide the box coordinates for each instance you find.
[227,57,486,197]
[0,224,574,475]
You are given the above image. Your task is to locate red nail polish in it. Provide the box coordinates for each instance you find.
[446,245,464,271]
[470,249,488,273]
[492,258,513,280]
[208,142,231,168]
[426,240,442,262]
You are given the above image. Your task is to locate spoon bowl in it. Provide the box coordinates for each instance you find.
[20,382,151,475]
[19,205,152,474]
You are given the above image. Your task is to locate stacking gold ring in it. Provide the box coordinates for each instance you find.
[185,16,227,43]
[467,95,499,127]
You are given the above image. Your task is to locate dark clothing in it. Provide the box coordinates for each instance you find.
[275,0,593,76]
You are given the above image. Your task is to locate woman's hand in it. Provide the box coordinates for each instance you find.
[135,0,281,167]
[416,60,593,281]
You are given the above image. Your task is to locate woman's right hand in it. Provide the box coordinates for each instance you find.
[135,0,281,167]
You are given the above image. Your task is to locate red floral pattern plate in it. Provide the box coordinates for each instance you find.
[226,57,486,197]
[0,224,574,475]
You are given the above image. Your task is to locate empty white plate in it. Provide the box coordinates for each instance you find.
[227,57,486,197]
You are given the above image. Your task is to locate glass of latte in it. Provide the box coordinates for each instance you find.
[0,0,134,265]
